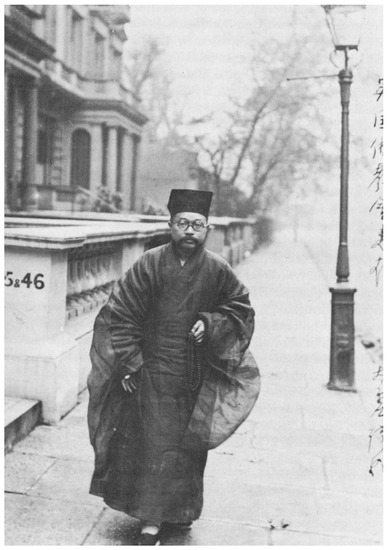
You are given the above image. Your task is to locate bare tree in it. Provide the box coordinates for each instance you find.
[124,38,185,142]
[193,135,228,216]
[186,31,338,217]
[124,39,163,98]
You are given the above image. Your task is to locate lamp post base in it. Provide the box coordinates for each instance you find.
[328,283,357,392]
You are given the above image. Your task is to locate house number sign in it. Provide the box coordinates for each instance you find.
[4,272,45,289]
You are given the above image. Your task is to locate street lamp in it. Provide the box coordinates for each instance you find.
[322,5,366,392]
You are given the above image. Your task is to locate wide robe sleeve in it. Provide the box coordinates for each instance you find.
[184,260,261,451]
[87,254,154,494]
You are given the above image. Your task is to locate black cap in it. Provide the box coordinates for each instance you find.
[168,189,213,218]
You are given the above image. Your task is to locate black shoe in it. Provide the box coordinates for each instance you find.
[138,532,161,546]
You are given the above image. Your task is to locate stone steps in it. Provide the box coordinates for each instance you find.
[4,397,41,453]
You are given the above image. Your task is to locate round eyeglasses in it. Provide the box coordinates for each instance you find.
[174,218,207,232]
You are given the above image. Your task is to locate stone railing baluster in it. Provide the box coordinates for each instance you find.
[65,242,120,320]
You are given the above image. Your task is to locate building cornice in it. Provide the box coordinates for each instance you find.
[16,5,44,19]
[5,45,42,80]
[89,7,130,27]
[40,71,149,126]
[82,99,149,126]
[5,15,55,63]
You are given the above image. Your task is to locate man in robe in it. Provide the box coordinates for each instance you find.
[87,189,260,545]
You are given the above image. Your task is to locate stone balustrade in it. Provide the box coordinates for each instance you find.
[66,242,120,320]
[4,214,256,423]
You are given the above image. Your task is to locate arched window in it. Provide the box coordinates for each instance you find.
[70,129,90,189]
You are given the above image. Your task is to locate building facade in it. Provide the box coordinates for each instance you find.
[4,4,148,214]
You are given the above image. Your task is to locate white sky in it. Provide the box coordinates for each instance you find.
[126,3,383,120]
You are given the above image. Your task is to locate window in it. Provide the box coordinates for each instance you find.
[101,124,108,186]
[70,129,91,189]
[130,135,140,210]
[110,47,122,80]
[116,128,124,192]
[36,117,54,186]
[38,129,49,164]
[43,5,57,47]
[93,32,105,79]
[67,8,83,72]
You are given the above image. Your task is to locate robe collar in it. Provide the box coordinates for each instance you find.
[168,239,206,270]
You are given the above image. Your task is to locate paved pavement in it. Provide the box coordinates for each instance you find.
[4,235,383,545]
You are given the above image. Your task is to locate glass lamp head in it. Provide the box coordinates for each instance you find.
[323,5,366,50]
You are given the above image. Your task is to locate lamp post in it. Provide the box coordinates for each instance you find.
[322,5,366,392]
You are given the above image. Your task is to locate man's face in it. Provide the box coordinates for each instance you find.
[169,211,209,253]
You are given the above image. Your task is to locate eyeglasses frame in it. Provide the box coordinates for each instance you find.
[172,218,209,232]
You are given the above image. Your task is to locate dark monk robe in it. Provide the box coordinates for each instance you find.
[87,240,260,525]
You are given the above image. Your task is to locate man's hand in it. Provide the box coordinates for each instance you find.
[121,374,137,393]
[191,320,205,344]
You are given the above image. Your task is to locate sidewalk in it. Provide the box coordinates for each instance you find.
[4,236,383,545]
